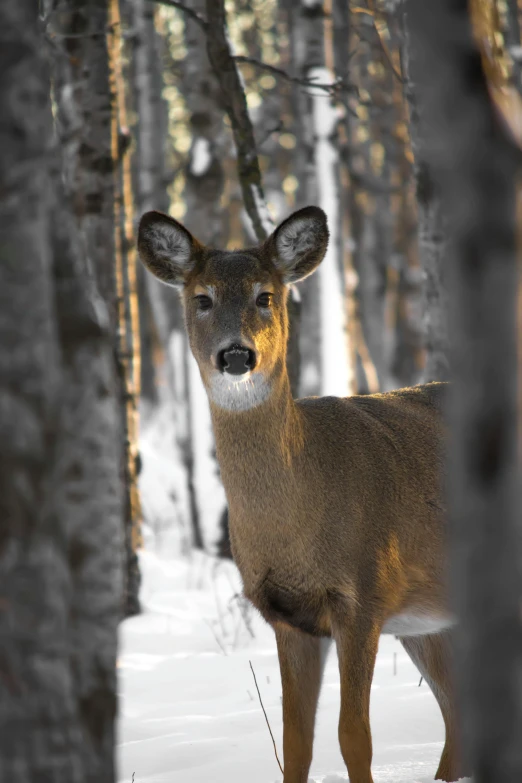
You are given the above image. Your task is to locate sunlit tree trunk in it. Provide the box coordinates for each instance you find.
[410,1,522,779]
[0,0,123,778]
[107,0,142,615]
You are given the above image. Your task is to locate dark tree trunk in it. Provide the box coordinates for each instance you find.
[401,7,450,383]
[409,1,522,780]
[0,1,123,778]
[133,0,170,405]
[505,0,522,96]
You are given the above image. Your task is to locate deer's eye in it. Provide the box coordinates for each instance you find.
[195,294,213,311]
[256,292,273,308]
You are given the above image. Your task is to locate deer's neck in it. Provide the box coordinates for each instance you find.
[209,371,303,509]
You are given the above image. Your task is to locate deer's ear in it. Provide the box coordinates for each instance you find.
[269,206,329,284]
[138,211,201,288]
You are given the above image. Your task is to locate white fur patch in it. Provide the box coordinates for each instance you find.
[208,371,271,412]
[381,611,455,637]
[145,222,191,268]
[276,217,318,263]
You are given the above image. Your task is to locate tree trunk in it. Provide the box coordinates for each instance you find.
[50,0,141,615]
[108,0,142,615]
[409,1,522,779]
[180,0,229,550]
[504,0,522,96]
[301,0,352,397]
[0,1,123,778]
[133,0,170,405]
[401,7,450,383]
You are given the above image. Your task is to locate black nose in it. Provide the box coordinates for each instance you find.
[217,344,256,375]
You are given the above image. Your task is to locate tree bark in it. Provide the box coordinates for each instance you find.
[50,0,142,615]
[108,0,142,615]
[204,0,273,243]
[401,6,450,383]
[409,1,522,779]
[133,0,170,405]
[0,1,123,778]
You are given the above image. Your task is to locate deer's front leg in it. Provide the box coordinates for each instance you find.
[275,624,330,783]
[335,620,380,783]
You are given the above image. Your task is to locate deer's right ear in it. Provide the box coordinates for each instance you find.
[138,211,200,288]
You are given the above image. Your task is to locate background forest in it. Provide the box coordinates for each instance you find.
[2,0,522,781]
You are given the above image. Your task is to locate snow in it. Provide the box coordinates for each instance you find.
[117,549,472,783]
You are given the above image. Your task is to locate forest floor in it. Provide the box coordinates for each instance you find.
[117,549,472,783]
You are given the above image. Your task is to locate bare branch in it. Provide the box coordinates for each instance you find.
[151,0,208,31]
[234,55,357,97]
[367,0,404,85]
[249,660,283,775]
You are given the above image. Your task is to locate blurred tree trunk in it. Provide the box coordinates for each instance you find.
[410,1,522,779]
[401,6,450,383]
[332,0,360,394]
[0,0,123,778]
[108,0,142,615]
[504,0,522,96]
[133,0,170,405]
[180,0,229,550]
[286,1,323,397]
[49,0,141,615]
[303,0,352,396]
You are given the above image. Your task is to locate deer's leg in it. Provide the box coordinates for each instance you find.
[400,632,468,782]
[275,624,330,783]
[335,621,379,783]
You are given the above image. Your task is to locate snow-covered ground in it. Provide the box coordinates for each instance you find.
[117,549,469,783]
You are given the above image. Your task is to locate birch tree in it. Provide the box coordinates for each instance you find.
[297,0,353,397]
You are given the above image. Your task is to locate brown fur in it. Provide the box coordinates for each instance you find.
[138,206,467,783]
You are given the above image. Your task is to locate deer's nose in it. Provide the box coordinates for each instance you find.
[217,344,257,375]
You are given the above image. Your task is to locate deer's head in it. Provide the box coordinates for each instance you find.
[138,207,328,411]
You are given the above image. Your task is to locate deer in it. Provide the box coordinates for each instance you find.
[137,205,465,783]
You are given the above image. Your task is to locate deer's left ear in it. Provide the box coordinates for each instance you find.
[267,206,329,284]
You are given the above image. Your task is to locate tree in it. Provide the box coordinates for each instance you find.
[401,4,450,383]
[0,0,122,778]
[409,1,522,779]
[48,0,142,614]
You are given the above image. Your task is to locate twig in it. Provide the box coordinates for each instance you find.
[150,0,356,97]
[205,619,228,656]
[249,660,283,775]
[234,55,356,96]
[419,676,423,687]
[367,0,404,85]
[152,0,208,30]
[256,121,283,149]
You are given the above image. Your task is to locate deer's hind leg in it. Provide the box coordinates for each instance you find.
[275,624,331,783]
[400,632,468,782]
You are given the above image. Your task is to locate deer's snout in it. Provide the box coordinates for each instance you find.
[217,344,257,376]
